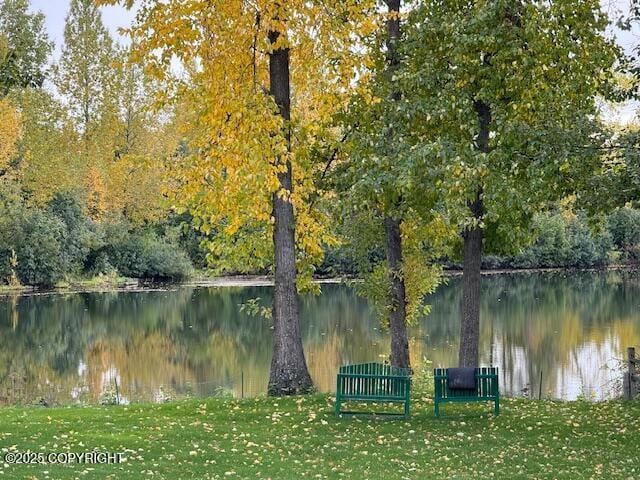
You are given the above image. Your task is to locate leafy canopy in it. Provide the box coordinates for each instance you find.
[0,0,52,95]
[396,0,620,252]
[0,97,20,174]
[97,0,381,287]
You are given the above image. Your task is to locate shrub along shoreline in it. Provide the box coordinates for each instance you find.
[0,264,638,297]
[0,192,196,288]
[0,394,638,479]
[2,192,640,290]
[0,264,638,298]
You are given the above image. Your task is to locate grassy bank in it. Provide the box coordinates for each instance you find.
[54,272,138,291]
[0,395,638,479]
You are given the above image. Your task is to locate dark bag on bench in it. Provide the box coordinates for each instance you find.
[447,367,476,389]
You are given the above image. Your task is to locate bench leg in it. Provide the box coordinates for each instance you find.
[336,375,341,416]
[404,399,410,418]
[494,397,499,416]
[434,399,440,418]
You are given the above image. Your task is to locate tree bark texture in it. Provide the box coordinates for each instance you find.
[267,29,313,396]
[385,216,411,368]
[458,189,483,367]
[383,0,410,369]
[458,99,491,367]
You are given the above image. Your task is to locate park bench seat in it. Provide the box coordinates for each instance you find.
[336,362,411,417]
[434,367,499,417]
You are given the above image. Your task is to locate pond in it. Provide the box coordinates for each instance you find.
[1,270,639,405]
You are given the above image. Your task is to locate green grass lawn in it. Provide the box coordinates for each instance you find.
[0,395,638,479]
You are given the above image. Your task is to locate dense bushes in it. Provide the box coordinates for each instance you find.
[508,212,612,269]
[462,211,613,270]
[90,222,193,280]
[47,192,97,275]
[321,208,640,274]
[316,247,360,277]
[465,209,639,270]
[608,207,640,261]
[0,192,193,286]
[4,192,640,287]
[0,204,65,286]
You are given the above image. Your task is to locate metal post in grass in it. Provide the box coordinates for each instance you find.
[241,370,244,399]
[626,347,637,400]
[538,369,543,400]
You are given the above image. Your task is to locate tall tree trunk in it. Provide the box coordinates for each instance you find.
[458,99,491,367]
[383,0,410,369]
[385,216,411,368]
[267,28,313,396]
[458,189,483,367]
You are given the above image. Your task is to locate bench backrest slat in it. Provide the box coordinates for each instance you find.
[337,363,410,400]
[340,363,410,376]
[433,367,499,399]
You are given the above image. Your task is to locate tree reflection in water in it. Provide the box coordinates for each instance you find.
[1,271,639,404]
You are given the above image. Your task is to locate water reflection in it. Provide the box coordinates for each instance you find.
[0,270,639,404]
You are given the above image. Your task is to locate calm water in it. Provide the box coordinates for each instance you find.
[1,270,639,405]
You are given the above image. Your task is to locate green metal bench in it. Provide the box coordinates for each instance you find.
[336,363,411,417]
[434,367,499,417]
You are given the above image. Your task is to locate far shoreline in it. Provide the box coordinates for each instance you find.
[0,264,638,298]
